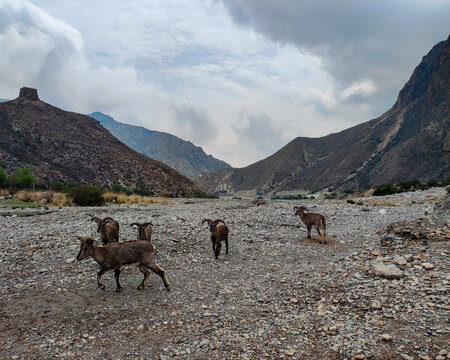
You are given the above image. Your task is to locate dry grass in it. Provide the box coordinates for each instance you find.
[102,191,117,203]
[106,192,164,205]
[13,191,72,206]
[52,193,73,207]
[0,189,10,197]
[10,190,169,207]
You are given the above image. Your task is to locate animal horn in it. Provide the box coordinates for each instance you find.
[215,219,226,226]
[90,216,101,222]
[130,222,140,227]
[102,216,114,222]
[141,222,153,227]
[202,218,212,225]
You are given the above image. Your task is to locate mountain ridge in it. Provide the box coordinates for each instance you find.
[0,88,200,196]
[88,112,230,178]
[197,36,450,195]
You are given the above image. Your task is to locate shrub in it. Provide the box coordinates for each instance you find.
[111,183,131,194]
[132,187,155,196]
[193,190,218,199]
[347,199,356,204]
[103,191,118,203]
[397,180,420,191]
[52,181,63,191]
[70,185,105,206]
[373,184,399,196]
[13,166,35,189]
[0,161,8,188]
[52,192,72,206]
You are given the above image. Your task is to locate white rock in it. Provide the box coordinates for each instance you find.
[373,263,403,279]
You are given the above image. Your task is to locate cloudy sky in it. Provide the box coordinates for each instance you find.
[0,0,448,167]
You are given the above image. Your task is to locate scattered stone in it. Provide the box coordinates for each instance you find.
[421,262,434,270]
[380,334,392,342]
[373,263,403,279]
[394,256,407,266]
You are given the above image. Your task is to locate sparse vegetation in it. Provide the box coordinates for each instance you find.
[70,185,105,206]
[373,177,449,196]
[111,183,131,194]
[272,194,310,200]
[0,161,8,188]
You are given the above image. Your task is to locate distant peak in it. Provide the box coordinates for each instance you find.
[19,87,39,101]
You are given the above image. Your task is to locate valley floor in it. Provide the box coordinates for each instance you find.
[0,188,449,360]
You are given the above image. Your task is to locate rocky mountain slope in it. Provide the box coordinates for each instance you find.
[88,112,230,178]
[0,88,200,195]
[198,36,450,195]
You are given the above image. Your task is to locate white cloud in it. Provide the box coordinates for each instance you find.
[0,0,448,168]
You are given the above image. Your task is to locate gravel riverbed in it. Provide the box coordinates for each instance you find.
[0,188,449,360]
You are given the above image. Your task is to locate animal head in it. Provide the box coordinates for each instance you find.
[294,206,307,216]
[202,218,226,232]
[91,216,114,232]
[77,236,95,261]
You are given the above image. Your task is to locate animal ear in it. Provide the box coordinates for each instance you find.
[86,238,94,246]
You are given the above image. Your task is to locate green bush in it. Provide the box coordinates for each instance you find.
[13,165,35,189]
[52,181,63,191]
[0,161,8,188]
[70,185,105,206]
[111,183,131,194]
[397,179,419,191]
[132,187,155,196]
[347,199,356,204]
[373,183,399,196]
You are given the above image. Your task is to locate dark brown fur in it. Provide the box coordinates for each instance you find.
[130,222,153,242]
[90,216,119,244]
[202,218,229,259]
[294,206,327,243]
[76,236,170,292]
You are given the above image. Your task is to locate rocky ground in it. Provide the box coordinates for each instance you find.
[0,188,449,360]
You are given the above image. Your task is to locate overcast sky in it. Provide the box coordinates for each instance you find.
[0,0,448,167]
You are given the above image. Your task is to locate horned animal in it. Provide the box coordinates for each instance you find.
[90,216,119,245]
[130,222,153,242]
[76,236,170,292]
[202,218,229,259]
[294,206,327,243]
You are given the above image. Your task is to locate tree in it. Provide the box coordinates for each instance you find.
[13,166,35,189]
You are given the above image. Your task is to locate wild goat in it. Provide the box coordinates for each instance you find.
[130,222,153,242]
[294,206,327,243]
[76,236,170,292]
[90,216,119,244]
[202,218,229,259]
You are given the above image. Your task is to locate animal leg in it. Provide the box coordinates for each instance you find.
[225,238,229,254]
[114,269,122,292]
[138,264,150,290]
[146,263,170,291]
[215,242,222,259]
[97,268,106,290]
[211,239,216,256]
[307,225,312,239]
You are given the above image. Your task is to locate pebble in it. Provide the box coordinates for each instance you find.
[422,262,435,270]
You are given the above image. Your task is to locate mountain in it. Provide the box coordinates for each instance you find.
[88,112,230,178]
[0,88,200,196]
[198,36,450,195]
[0,99,9,103]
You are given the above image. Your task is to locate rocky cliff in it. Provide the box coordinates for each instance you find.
[197,36,450,195]
[0,89,201,195]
